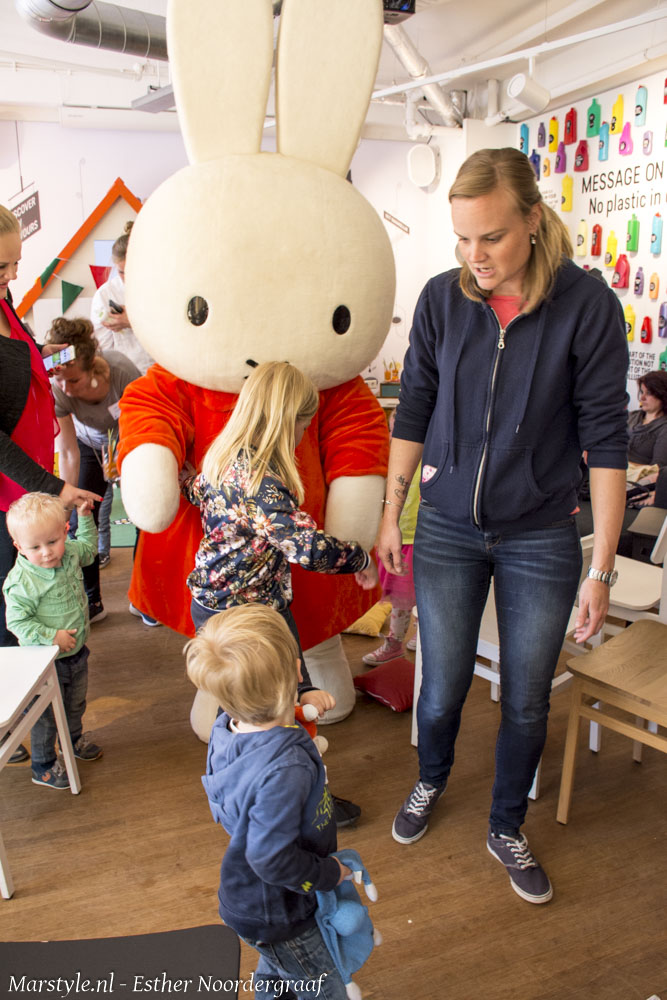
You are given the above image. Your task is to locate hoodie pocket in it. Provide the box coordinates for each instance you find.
[481,446,550,522]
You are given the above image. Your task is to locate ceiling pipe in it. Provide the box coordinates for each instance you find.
[14,0,168,61]
[374,6,667,101]
[382,22,462,128]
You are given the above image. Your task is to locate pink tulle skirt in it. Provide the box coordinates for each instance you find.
[377,543,416,610]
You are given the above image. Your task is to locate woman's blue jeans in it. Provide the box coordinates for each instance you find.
[413,503,582,836]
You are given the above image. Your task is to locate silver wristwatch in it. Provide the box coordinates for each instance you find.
[587,566,618,586]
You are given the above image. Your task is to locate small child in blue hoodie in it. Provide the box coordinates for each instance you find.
[185,603,352,1000]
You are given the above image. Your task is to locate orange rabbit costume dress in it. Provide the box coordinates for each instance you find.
[118,367,388,647]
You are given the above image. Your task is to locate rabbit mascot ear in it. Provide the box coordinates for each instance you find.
[119,0,394,732]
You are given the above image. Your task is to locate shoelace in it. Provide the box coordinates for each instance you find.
[75,732,93,751]
[406,781,439,817]
[501,835,538,869]
[52,759,67,777]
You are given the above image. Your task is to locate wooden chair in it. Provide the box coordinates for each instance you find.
[556,619,667,824]
[0,645,81,899]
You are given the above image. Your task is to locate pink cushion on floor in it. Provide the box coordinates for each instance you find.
[353,657,415,712]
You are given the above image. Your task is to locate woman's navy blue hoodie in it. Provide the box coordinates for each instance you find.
[202,712,340,943]
[394,260,629,532]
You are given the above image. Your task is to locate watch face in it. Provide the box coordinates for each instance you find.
[609,570,618,585]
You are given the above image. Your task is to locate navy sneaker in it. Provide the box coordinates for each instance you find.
[31,760,70,790]
[9,743,29,764]
[73,733,103,761]
[332,796,361,828]
[392,779,444,844]
[88,601,107,624]
[129,603,161,627]
[487,831,553,904]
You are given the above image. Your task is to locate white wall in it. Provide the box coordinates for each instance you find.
[0,120,187,308]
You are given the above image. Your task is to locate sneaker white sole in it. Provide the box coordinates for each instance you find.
[391,819,429,845]
[486,841,553,904]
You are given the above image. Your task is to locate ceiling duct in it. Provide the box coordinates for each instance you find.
[14,0,168,60]
[383,22,462,130]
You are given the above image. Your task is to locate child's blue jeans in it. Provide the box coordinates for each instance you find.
[31,645,89,776]
[243,923,348,999]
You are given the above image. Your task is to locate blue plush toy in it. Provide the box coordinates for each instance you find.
[315,848,381,1000]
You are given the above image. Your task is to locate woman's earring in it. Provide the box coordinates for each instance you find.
[530,233,537,245]
[91,377,99,389]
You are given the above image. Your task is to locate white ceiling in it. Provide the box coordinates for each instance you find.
[1,0,667,135]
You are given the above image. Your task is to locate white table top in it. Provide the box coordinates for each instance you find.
[0,645,59,726]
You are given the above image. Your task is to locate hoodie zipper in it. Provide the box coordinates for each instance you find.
[472,310,519,527]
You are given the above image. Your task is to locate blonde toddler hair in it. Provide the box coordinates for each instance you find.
[184,604,300,725]
[449,147,573,313]
[202,362,319,504]
[6,492,68,540]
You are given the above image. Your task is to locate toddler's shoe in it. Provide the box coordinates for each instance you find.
[129,603,161,627]
[405,636,417,652]
[332,795,361,828]
[362,638,403,665]
[98,552,111,569]
[31,760,70,790]
[88,601,107,624]
[9,743,30,764]
[73,733,103,761]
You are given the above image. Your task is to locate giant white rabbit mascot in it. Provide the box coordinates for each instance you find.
[118,0,395,736]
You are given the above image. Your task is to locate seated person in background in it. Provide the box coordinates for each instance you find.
[185,603,352,1000]
[628,371,667,469]
[3,492,103,790]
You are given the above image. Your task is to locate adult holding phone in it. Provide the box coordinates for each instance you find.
[378,148,628,905]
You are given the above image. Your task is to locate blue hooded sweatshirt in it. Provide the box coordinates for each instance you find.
[394,260,629,532]
[202,713,340,943]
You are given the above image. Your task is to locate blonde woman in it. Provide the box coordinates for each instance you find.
[378,147,629,902]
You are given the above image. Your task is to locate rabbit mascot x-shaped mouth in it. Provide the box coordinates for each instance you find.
[117,0,395,734]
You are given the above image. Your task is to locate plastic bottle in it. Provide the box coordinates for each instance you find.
[561,175,573,212]
[548,116,558,152]
[649,273,659,300]
[604,231,617,268]
[576,219,587,257]
[612,254,629,288]
[586,97,601,136]
[626,214,639,252]
[529,149,541,178]
[660,345,667,370]
[635,84,647,126]
[598,121,610,161]
[610,93,623,134]
[643,131,653,156]
[619,122,633,156]
[574,139,588,172]
[651,214,663,255]
[664,78,667,104]
[641,316,652,344]
[564,107,577,144]
[555,141,566,173]
[591,223,602,256]
[543,157,550,177]
[537,121,546,147]
[660,303,667,337]
[634,267,644,296]
[624,304,635,342]
[520,123,529,154]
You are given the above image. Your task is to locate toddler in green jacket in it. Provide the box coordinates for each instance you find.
[3,492,103,789]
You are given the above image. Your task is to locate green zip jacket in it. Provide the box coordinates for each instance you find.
[3,514,97,657]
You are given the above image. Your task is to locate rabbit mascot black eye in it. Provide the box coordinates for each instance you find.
[118,0,395,736]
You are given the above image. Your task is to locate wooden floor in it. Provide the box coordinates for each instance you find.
[1,547,666,1000]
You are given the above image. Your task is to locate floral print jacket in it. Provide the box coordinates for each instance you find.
[182,455,369,612]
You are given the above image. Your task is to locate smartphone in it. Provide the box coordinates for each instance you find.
[108,300,123,314]
[43,345,76,371]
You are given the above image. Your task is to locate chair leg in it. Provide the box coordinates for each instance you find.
[588,704,602,752]
[634,720,659,762]
[0,829,14,899]
[557,677,585,824]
